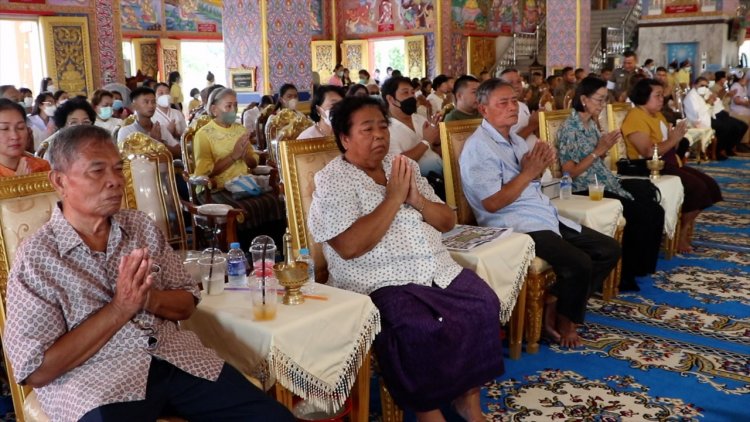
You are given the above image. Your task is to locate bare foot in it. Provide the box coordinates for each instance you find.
[415,409,446,422]
[452,388,485,422]
[677,240,694,254]
[556,315,582,348]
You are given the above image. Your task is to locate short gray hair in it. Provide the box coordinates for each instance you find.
[49,125,114,172]
[206,88,237,117]
[476,79,514,106]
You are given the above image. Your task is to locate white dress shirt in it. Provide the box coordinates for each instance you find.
[511,101,540,149]
[151,107,187,146]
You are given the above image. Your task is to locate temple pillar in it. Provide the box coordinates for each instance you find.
[546,0,591,73]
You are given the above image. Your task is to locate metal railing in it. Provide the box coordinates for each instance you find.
[589,1,642,72]
[492,21,544,75]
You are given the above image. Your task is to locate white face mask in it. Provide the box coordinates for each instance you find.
[43,105,57,116]
[157,94,171,108]
[696,86,709,96]
[286,98,298,111]
[708,80,716,89]
[23,97,33,107]
[47,85,56,93]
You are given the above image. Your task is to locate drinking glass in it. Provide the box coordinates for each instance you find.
[589,184,605,201]
[199,256,226,295]
[251,276,278,321]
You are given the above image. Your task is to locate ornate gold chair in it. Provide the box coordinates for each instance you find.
[278,136,378,422]
[268,113,313,170]
[255,104,276,151]
[265,109,308,158]
[121,132,189,250]
[112,114,136,143]
[539,110,625,301]
[439,119,556,356]
[606,102,632,166]
[34,139,50,159]
[0,172,57,422]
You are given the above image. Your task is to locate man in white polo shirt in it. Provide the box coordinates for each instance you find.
[382,76,443,177]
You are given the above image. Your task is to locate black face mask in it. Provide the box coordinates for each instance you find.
[396,97,418,115]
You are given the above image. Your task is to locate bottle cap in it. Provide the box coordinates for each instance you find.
[230,242,240,249]
[299,248,309,255]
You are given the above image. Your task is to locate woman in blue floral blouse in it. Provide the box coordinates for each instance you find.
[557,77,664,291]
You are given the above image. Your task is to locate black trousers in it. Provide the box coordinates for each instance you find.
[527,224,620,324]
[79,359,294,422]
[576,190,664,281]
[712,111,747,154]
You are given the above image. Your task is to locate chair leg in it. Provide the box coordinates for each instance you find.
[349,351,371,422]
[603,225,625,301]
[664,211,681,260]
[379,378,404,422]
[524,272,545,354]
[508,281,527,360]
[273,383,294,410]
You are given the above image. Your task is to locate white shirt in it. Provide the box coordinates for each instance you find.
[683,88,712,128]
[426,92,445,115]
[388,114,442,173]
[308,154,462,295]
[511,101,540,149]
[117,119,175,147]
[729,82,750,116]
[151,107,186,146]
[242,107,261,131]
[95,117,124,135]
[297,124,326,140]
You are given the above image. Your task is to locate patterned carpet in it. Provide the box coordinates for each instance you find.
[476,157,750,421]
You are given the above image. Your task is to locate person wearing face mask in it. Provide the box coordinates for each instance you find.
[152,83,187,147]
[642,59,655,78]
[685,77,748,159]
[193,88,286,241]
[275,83,300,112]
[19,88,33,112]
[41,97,98,160]
[27,92,56,148]
[298,85,344,139]
[40,77,55,95]
[117,87,179,156]
[90,89,123,135]
[382,76,443,177]
[53,90,69,105]
[328,64,344,87]
[358,69,375,86]
[677,60,693,91]
[188,87,201,113]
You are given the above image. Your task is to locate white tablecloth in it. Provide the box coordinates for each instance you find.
[621,175,684,238]
[182,283,381,413]
[685,127,714,153]
[552,195,624,237]
[448,232,534,324]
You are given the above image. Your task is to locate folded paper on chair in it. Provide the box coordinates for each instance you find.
[442,225,513,251]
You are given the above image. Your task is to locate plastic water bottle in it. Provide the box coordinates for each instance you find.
[227,242,248,287]
[296,248,315,294]
[560,172,573,200]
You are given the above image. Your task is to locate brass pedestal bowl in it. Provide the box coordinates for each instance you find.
[647,158,664,180]
[273,262,309,305]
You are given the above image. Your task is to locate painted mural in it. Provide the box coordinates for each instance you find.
[310,0,324,35]
[452,0,544,34]
[121,0,162,32]
[343,0,436,35]
[165,0,222,32]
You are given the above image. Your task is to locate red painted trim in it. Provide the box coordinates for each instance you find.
[0,8,54,16]
[122,32,222,41]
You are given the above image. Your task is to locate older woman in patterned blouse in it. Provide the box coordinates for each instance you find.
[557,77,664,291]
[308,96,503,422]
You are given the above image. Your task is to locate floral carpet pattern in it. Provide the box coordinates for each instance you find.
[477,158,750,421]
[484,370,704,421]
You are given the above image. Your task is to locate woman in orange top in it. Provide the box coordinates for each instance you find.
[0,99,51,177]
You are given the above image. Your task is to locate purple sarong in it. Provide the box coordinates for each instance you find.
[370,269,504,412]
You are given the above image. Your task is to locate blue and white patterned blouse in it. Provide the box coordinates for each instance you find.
[557,110,633,200]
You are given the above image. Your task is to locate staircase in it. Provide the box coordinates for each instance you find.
[589,2,642,72]
[491,21,544,76]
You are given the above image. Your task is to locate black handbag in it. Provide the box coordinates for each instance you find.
[620,178,662,204]
[616,158,649,177]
